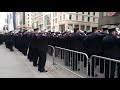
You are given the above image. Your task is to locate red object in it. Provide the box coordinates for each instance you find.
[106,12,116,16]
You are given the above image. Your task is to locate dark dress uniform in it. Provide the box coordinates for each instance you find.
[17,33,23,52]
[0,34,3,45]
[27,32,33,61]
[21,32,29,56]
[59,35,65,59]
[5,33,9,48]
[30,33,39,66]
[7,32,14,51]
[70,32,86,71]
[84,32,104,76]
[37,33,48,72]
[14,33,18,49]
[103,33,120,78]
[64,34,71,66]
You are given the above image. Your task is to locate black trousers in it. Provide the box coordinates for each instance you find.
[38,51,47,71]
[28,46,33,61]
[8,41,14,51]
[60,49,65,59]
[0,41,3,44]
[32,48,39,66]
[65,51,70,66]
[22,45,28,55]
[48,47,53,56]
[5,42,9,48]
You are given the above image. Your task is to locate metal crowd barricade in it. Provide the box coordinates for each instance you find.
[89,55,120,78]
[47,45,60,70]
[47,45,55,62]
[54,46,89,78]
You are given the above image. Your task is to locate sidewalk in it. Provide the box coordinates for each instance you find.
[0,44,80,78]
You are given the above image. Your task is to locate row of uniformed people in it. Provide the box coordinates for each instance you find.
[47,28,120,78]
[2,27,120,77]
[0,32,4,45]
[3,29,48,73]
[4,31,14,51]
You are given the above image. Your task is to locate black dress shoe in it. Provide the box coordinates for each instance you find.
[10,49,14,51]
[29,60,33,62]
[33,64,37,67]
[40,70,48,72]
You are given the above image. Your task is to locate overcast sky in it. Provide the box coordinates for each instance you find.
[0,12,7,30]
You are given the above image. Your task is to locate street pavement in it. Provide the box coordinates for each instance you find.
[0,44,80,78]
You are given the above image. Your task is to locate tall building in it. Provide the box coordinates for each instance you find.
[7,12,14,31]
[38,12,51,31]
[15,12,24,30]
[31,12,38,29]
[31,12,99,32]
[57,12,99,32]
[25,12,32,30]
[99,12,120,29]
[16,12,21,29]
[13,12,16,30]
[16,12,32,30]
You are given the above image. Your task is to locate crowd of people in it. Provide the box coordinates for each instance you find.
[0,27,120,78]
[0,28,48,72]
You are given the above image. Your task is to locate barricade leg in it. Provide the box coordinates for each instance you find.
[105,60,110,78]
[100,59,104,73]
[117,63,120,78]
[72,52,77,71]
[91,59,95,77]
[88,62,90,76]
[65,50,70,66]
[55,48,58,57]
[110,61,116,78]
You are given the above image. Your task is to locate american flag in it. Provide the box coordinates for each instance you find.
[106,12,117,16]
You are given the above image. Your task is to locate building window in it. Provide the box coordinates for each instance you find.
[55,18,57,23]
[55,12,57,16]
[28,21,29,23]
[53,19,54,23]
[69,15,72,20]
[53,13,54,17]
[28,17,29,19]
[50,14,51,18]
[74,24,79,29]
[93,18,95,22]
[63,14,65,20]
[76,15,78,20]
[28,14,29,16]
[88,17,90,22]
[93,12,95,16]
[68,24,73,30]
[82,16,84,21]
[60,16,62,21]
[82,12,84,14]
[88,12,90,15]
[86,26,90,30]
[81,25,85,30]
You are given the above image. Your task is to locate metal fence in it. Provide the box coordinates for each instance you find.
[47,45,120,78]
[47,45,55,62]
[89,55,120,78]
[54,46,89,78]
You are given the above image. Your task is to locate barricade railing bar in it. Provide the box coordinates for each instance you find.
[47,45,60,70]
[89,55,120,78]
[47,45,120,78]
[54,46,89,78]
